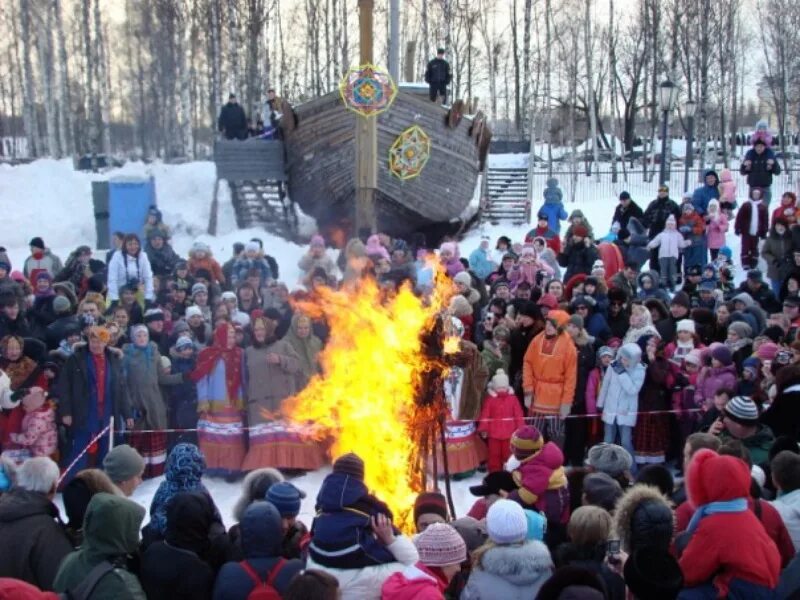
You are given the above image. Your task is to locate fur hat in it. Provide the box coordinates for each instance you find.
[489,369,510,391]
[624,548,684,600]
[613,484,675,554]
[415,523,467,568]
[486,499,528,544]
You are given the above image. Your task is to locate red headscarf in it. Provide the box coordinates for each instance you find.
[191,323,242,402]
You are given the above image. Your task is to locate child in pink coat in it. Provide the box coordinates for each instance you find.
[5,388,57,462]
[704,200,729,260]
[586,346,615,445]
[477,370,524,473]
[718,168,737,218]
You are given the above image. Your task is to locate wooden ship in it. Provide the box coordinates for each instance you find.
[282,88,491,238]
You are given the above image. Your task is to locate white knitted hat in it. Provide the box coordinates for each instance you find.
[490,369,510,391]
[486,499,528,544]
[676,319,695,334]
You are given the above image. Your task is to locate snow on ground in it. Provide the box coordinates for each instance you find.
[1,155,755,526]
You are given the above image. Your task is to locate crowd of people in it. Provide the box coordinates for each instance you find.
[0,126,798,598]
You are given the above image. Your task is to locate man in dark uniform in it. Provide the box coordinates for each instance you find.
[425,48,452,103]
[217,93,248,140]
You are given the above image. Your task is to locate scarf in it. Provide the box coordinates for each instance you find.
[726,337,751,353]
[686,497,747,535]
[285,316,322,381]
[191,324,242,402]
[149,442,210,534]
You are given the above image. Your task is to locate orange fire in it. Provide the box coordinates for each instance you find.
[283,270,454,531]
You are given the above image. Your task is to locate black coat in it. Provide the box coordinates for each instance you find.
[45,315,80,350]
[643,197,681,237]
[217,102,248,140]
[0,489,74,591]
[560,243,600,282]
[741,148,781,189]
[146,243,181,278]
[611,201,645,231]
[57,346,132,430]
[509,324,537,398]
[424,58,452,84]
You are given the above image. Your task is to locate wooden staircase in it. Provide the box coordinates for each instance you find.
[483,167,530,225]
[228,180,298,239]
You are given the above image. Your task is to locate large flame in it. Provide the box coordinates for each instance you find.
[283,270,453,531]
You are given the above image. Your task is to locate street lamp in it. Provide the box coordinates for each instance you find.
[658,79,678,186]
[683,99,697,193]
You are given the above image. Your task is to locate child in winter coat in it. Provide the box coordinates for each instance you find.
[233,241,273,288]
[704,199,729,261]
[508,425,569,525]
[477,370,524,473]
[187,242,225,287]
[734,187,769,270]
[438,242,464,278]
[596,343,646,463]
[718,168,737,218]
[538,178,568,234]
[168,336,199,448]
[679,449,780,597]
[646,215,689,291]
[585,346,615,446]
[5,388,57,462]
[772,191,798,227]
[678,201,707,274]
[298,235,337,287]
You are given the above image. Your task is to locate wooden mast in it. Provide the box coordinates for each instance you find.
[355,0,377,234]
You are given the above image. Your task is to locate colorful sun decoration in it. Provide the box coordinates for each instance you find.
[339,63,397,117]
[388,125,431,180]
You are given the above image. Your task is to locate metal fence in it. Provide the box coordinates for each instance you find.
[528,166,800,204]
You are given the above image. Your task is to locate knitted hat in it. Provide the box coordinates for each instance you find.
[517,301,539,320]
[414,492,448,525]
[757,342,779,361]
[451,517,488,553]
[597,346,615,361]
[582,472,623,512]
[742,357,761,379]
[185,305,203,319]
[747,268,764,281]
[175,336,194,351]
[486,499,528,544]
[727,321,752,340]
[414,523,467,567]
[676,319,695,334]
[29,237,45,250]
[710,345,733,366]
[670,291,691,309]
[524,509,547,541]
[511,425,544,458]
[191,283,208,297]
[573,225,589,238]
[624,547,684,600]
[763,325,785,343]
[103,444,145,483]
[173,321,190,335]
[245,241,260,253]
[453,271,473,289]
[490,369,510,391]
[537,293,558,309]
[221,291,237,301]
[586,443,633,477]
[53,295,71,315]
[724,396,760,426]
[310,235,325,248]
[568,314,584,329]
[266,482,306,517]
[720,246,732,259]
[144,308,164,323]
[333,453,365,480]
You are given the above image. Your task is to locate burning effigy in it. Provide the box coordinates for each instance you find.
[282,270,457,531]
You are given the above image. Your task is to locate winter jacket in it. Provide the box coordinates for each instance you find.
[596,346,646,427]
[510,442,568,516]
[611,200,645,231]
[188,256,225,285]
[217,102,248,140]
[718,424,775,469]
[232,257,272,286]
[719,168,737,204]
[646,228,686,259]
[424,57,451,84]
[613,484,675,555]
[477,389,524,440]
[381,562,447,600]
[741,147,782,189]
[57,347,133,432]
[524,227,561,253]
[735,198,769,239]
[145,243,181,278]
[705,212,729,250]
[468,247,495,281]
[643,196,681,237]
[522,332,578,415]
[107,251,154,302]
[212,502,302,600]
[762,227,793,282]
[693,364,737,408]
[243,340,300,421]
[772,195,798,226]
[691,170,720,215]
[460,541,553,599]
[8,406,57,457]
[53,493,147,600]
[0,489,73,590]
[771,488,800,553]
[539,179,568,233]
[733,281,780,315]
[479,342,509,378]
[559,243,599,282]
[23,250,63,282]
[122,342,184,430]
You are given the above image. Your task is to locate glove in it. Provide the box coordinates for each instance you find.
[10,388,29,403]
[559,404,572,418]
[524,392,533,409]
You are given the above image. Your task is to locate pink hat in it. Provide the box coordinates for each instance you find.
[757,342,779,362]
[414,523,467,567]
[537,293,558,310]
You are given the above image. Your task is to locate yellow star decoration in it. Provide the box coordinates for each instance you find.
[389,125,431,180]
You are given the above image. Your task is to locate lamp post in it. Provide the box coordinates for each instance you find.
[658,79,678,186]
[683,99,697,193]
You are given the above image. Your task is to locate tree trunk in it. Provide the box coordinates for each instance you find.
[585,0,600,178]
[53,0,72,156]
[94,0,111,154]
[20,0,41,157]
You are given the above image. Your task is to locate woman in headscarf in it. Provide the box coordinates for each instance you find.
[191,323,246,475]
[622,304,660,345]
[284,314,323,390]
[241,317,323,471]
[633,335,672,469]
[122,325,184,478]
[0,335,43,449]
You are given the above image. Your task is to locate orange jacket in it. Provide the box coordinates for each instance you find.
[188,256,225,285]
[522,332,577,414]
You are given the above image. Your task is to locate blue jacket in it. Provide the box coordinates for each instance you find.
[309,473,396,569]
[539,178,568,233]
[232,257,272,286]
[468,247,495,280]
[212,502,303,600]
[691,170,720,215]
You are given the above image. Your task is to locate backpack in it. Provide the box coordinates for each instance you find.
[59,560,117,600]
[240,558,286,600]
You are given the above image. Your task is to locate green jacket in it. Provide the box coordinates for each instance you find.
[719,424,775,468]
[53,493,146,600]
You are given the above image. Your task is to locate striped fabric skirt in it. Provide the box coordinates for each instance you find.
[128,430,167,478]
[435,420,487,475]
[241,419,325,472]
[197,407,246,474]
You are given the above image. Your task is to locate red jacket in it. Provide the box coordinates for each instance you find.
[381,563,447,600]
[478,390,524,439]
[734,200,769,238]
[772,196,798,226]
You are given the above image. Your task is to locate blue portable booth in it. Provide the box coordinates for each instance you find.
[93,176,157,249]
